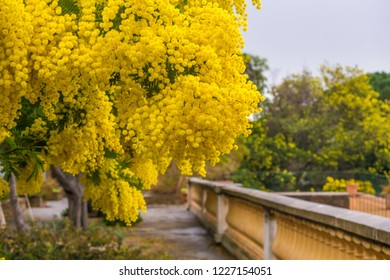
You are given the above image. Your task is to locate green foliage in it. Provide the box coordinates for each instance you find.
[322,177,375,194]
[0,139,44,183]
[368,72,390,100]
[234,65,390,191]
[0,219,170,260]
[58,0,80,16]
[0,98,48,182]
[243,53,269,93]
[231,119,298,191]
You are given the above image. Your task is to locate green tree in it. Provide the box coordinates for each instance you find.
[233,66,390,191]
[368,72,390,100]
[233,71,322,190]
[243,53,269,93]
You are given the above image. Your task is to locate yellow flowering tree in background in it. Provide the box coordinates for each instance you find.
[0,0,263,227]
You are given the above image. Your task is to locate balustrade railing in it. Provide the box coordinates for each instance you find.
[187,178,390,260]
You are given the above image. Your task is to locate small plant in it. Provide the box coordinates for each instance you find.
[322,177,375,194]
[180,187,188,203]
[381,185,390,196]
[61,208,69,217]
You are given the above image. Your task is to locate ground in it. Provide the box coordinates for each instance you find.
[25,195,235,260]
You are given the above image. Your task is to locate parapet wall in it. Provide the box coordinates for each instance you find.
[187,178,390,260]
[279,192,349,209]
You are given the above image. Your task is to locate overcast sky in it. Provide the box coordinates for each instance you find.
[243,0,390,85]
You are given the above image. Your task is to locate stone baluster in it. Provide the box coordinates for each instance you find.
[201,187,207,215]
[214,186,228,243]
[263,208,276,259]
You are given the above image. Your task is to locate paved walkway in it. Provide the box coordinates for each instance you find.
[26,199,68,221]
[26,199,234,260]
[126,204,234,260]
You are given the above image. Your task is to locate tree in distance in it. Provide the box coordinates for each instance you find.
[233,65,390,191]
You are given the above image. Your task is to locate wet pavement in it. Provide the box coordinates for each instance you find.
[127,204,235,260]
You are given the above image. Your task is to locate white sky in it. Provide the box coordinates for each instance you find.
[243,0,390,85]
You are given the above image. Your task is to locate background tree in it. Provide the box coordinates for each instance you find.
[0,0,263,226]
[243,53,269,94]
[368,72,390,100]
[232,71,323,190]
[233,65,390,191]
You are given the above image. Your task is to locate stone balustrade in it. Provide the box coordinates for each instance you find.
[187,177,390,260]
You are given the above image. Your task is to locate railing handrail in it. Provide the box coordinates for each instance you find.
[188,177,390,246]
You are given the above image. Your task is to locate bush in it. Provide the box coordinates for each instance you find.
[231,169,297,192]
[322,177,375,194]
[0,219,171,260]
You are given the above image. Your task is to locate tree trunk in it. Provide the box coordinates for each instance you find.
[0,200,6,229]
[9,173,27,232]
[50,167,88,230]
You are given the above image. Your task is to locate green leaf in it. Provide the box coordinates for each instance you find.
[87,170,102,186]
[58,0,80,16]
[26,152,45,182]
[104,149,119,159]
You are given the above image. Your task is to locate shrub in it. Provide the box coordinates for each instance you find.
[0,219,170,260]
[322,177,375,194]
[381,185,390,196]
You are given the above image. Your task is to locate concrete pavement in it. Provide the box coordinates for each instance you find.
[126,204,235,260]
[25,198,68,221]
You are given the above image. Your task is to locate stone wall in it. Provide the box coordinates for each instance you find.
[187,178,390,260]
[279,192,349,209]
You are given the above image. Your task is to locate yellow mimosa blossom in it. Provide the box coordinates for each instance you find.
[0,0,263,224]
[0,178,9,198]
[16,159,44,195]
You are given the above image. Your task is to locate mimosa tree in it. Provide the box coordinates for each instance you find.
[0,0,263,226]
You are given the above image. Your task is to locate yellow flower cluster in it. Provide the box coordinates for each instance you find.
[0,178,9,198]
[124,74,259,176]
[322,177,375,195]
[46,88,121,173]
[83,159,147,225]
[131,159,159,190]
[0,0,34,141]
[0,0,262,224]
[15,159,44,195]
[21,118,48,140]
[185,0,261,31]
